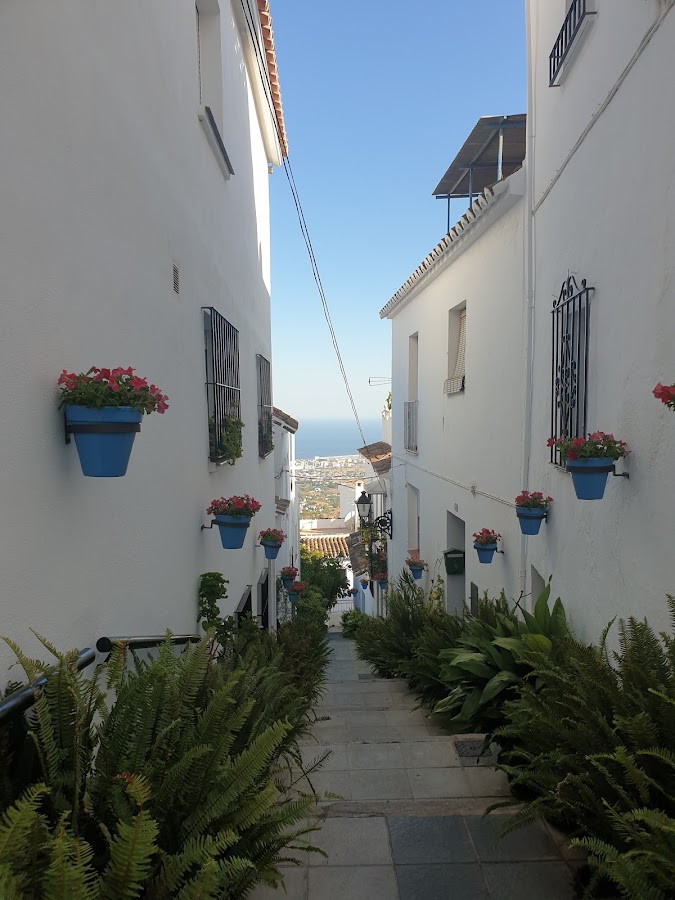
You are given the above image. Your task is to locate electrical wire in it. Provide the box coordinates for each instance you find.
[236,0,373,457]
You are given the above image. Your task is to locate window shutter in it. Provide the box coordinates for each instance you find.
[444,311,466,394]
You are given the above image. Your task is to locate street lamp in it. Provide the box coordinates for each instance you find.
[355,490,393,539]
[356,491,372,523]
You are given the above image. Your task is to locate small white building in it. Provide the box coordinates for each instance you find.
[382,1,675,639]
[272,406,301,581]
[0,0,288,671]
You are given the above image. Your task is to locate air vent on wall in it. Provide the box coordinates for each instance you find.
[173,263,180,294]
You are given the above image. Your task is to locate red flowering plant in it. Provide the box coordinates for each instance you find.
[406,557,427,569]
[289,581,306,594]
[472,528,501,546]
[547,432,628,462]
[207,495,262,518]
[515,490,553,510]
[57,367,168,414]
[653,382,675,411]
[280,566,298,578]
[372,572,388,582]
[259,528,285,545]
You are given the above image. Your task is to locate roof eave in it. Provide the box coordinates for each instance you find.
[380,169,524,320]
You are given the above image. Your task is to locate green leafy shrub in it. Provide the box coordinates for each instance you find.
[433,585,570,734]
[341,609,369,639]
[405,610,465,706]
[491,601,675,897]
[0,623,329,898]
[299,547,349,609]
[354,573,431,677]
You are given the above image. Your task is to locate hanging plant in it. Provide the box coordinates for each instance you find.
[58,367,168,477]
[548,432,629,500]
[209,415,244,464]
[406,557,427,580]
[472,528,501,565]
[206,495,261,549]
[653,382,675,411]
[515,490,553,535]
[259,527,285,560]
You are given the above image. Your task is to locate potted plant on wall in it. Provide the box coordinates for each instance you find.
[58,367,168,477]
[373,571,388,589]
[259,527,285,559]
[472,528,501,564]
[653,382,675,411]
[288,580,306,603]
[359,576,369,589]
[280,565,298,591]
[515,490,553,535]
[406,557,427,580]
[548,432,629,500]
[206,495,261,549]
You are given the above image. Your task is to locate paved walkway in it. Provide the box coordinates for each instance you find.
[253,632,579,900]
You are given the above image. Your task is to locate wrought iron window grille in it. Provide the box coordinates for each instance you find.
[256,354,273,458]
[203,307,242,464]
[549,0,596,87]
[550,275,594,466]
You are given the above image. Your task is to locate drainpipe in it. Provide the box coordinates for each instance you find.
[520,0,537,605]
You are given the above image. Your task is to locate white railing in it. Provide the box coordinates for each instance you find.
[404,401,418,453]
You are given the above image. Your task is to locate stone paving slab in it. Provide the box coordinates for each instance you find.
[251,633,577,899]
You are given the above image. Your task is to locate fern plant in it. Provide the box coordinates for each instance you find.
[0,620,331,898]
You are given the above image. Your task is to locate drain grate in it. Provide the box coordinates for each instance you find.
[455,738,493,758]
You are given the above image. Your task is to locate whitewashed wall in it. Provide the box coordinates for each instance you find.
[526,0,675,639]
[387,174,526,612]
[273,416,300,574]
[0,0,280,674]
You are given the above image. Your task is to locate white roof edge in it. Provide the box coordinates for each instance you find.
[380,168,525,320]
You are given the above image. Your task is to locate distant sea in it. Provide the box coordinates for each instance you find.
[295,420,382,460]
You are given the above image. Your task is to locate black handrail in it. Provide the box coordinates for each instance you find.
[0,648,95,726]
[96,634,201,653]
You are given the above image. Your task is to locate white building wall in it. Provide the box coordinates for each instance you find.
[0,0,281,672]
[525,1,675,639]
[272,416,300,574]
[388,175,526,612]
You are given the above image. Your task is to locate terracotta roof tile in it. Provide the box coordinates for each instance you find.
[301,535,350,558]
[257,0,288,157]
[273,406,299,433]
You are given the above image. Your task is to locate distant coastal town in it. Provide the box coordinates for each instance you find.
[296,454,366,519]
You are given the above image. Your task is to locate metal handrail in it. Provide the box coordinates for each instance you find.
[0,648,95,726]
[96,634,201,653]
[549,0,596,86]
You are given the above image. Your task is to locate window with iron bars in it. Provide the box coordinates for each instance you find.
[203,307,242,464]
[256,354,273,458]
[550,275,594,466]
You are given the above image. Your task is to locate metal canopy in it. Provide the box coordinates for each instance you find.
[433,114,526,200]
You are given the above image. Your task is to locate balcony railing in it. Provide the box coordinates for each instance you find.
[549,0,596,87]
[404,400,418,453]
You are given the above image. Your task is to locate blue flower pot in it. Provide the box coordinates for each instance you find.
[474,543,497,564]
[409,566,424,580]
[566,458,614,500]
[214,514,250,549]
[516,507,547,535]
[65,405,142,477]
[360,580,369,589]
[262,541,281,560]
[281,575,294,591]
[288,592,297,604]
[377,579,388,589]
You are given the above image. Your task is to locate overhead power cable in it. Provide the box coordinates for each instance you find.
[236,0,371,454]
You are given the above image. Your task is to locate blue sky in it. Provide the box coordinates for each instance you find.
[270,0,526,426]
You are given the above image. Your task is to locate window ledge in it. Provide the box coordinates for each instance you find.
[198,106,234,181]
[549,0,597,87]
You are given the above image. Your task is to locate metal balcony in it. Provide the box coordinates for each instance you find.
[549,0,596,87]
